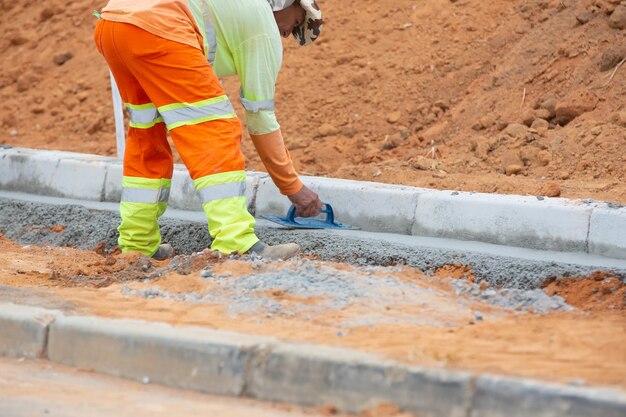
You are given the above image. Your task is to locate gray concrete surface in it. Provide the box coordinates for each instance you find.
[0,357,339,417]
[471,375,626,417]
[2,305,626,417]
[247,342,471,417]
[48,315,273,397]
[2,148,626,258]
[0,304,61,359]
[1,192,625,290]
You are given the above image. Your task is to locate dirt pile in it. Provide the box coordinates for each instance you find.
[0,0,625,203]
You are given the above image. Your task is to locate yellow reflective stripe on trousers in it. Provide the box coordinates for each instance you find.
[126,103,163,129]
[194,171,246,204]
[193,170,257,254]
[122,187,170,204]
[121,177,171,203]
[158,96,236,130]
[118,177,171,256]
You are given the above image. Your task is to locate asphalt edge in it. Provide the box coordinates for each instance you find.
[1,304,625,417]
[0,148,624,259]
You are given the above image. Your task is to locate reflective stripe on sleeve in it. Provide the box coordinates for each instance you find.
[158,96,236,130]
[205,20,217,66]
[121,187,170,204]
[197,181,246,204]
[240,94,275,112]
[126,103,163,129]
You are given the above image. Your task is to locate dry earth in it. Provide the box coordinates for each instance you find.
[1,237,624,390]
[0,0,625,202]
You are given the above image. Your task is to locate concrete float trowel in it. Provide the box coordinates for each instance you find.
[261,203,358,230]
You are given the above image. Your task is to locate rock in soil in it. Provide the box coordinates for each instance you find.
[608,5,626,29]
[536,181,561,197]
[599,45,626,71]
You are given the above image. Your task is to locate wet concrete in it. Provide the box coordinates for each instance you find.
[0,197,625,289]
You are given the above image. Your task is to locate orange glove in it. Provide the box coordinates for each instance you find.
[250,129,303,196]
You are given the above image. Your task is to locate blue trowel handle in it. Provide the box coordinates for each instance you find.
[287,203,335,225]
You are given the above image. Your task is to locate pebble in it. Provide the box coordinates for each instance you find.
[537,181,561,197]
[576,10,594,25]
[386,111,401,124]
[504,123,528,139]
[318,123,338,137]
[142,376,150,384]
[9,129,18,137]
[53,52,74,66]
[599,45,626,71]
[200,269,214,278]
[505,164,523,176]
[609,5,626,29]
[474,311,484,321]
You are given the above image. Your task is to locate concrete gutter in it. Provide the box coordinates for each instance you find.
[0,304,624,417]
[1,147,625,259]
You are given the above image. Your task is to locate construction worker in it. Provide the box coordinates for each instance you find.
[93,0,324,260]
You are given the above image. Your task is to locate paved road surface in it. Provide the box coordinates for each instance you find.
[0,358,341,417]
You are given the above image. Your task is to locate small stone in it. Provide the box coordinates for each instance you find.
[474,311,484,321]
[142,376,150,384]
[505,164,523,175]
[504,123,528,138]
[576,10,594,25]
[590,126,602,136]
[539,97,557,119]
[317,123,338,137]
[534,108,552,121]
[40,8,56,22]
[531,118,550,134]
[478,114,495,129]
[519,110,536,126]
[343,124,356,138]
[386,111,401,124]
[409,156,434,171]
[8,129,18,137]
[609,111,626,127]
[599,45,626,71]
[200,269,214,278]
[381,135,400,150]
[536,181,561,197]
[53,52,74,66]
[537,150,552,166]
[608,5,626,29]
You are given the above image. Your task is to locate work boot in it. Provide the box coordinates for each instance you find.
[152,243,174,261]
[247,241,300,260]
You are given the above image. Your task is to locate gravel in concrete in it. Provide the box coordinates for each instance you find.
[0,197,625,290]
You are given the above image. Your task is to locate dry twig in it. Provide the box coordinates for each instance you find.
[599,57,626,89]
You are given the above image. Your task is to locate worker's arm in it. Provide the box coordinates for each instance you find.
[232,24,321,216]
[250,130,322,217]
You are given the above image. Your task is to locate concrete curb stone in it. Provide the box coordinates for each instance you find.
[412,192,593,252]
[471,374,626,417]
[1,305,625,417]
[588,203,626,259]
[47,315,275,396]
[247,342,471,417]
[255,176,427,234]
[1,148,626,258]
[0,303,62,358]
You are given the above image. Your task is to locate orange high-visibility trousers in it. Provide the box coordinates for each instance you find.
[94,19,259,255]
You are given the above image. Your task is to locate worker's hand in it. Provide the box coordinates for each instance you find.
[288,185,323,218]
